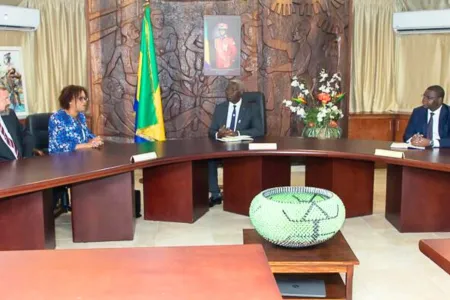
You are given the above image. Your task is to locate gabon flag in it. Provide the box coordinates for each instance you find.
[134,5,166,142]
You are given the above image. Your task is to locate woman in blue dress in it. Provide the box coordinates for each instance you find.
[49,85,103,153]
[48,85,103,212]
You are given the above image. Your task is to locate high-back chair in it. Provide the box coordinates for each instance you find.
[242,91,266,135]
[25,113,70,214]
[25,113,52,154]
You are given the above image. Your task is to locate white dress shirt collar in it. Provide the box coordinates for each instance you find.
[226,98,242,130]
[230,98,242,110]
[428,105,442,117]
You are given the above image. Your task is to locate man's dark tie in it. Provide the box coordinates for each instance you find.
[230,104,237,131]
[426,112,434,140]
[0,121,19,158]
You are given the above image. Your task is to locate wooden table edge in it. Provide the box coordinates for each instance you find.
[419,239,450,275]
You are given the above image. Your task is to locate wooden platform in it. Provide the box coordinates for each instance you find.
[243,229,359,300]
[419,239,450,275]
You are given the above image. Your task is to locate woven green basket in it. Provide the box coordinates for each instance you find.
[249,186,346,248]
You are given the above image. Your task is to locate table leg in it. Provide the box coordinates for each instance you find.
[71,172,135,242]
[223,156,291,216]
[305,157,374,217]
[0,190,55,250]
[386,165,450,232]
[143,161,209,223]
[346,266,354,300]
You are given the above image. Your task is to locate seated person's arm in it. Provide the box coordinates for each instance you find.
[406,108,441,148]
[434,123,450,147]
[81,113,102,143]
[403,109,418,142]
[208,108,222,139]
[238,107,264,138]
[48,116,95,153]
[410,134,440,148]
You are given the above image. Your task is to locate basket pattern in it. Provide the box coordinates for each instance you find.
[249,186,346,248]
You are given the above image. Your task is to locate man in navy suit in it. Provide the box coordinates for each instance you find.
[0,84,34,162]
[208,80,264,207]
[404,85,450,148]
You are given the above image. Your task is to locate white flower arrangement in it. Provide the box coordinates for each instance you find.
[283,69,345,138]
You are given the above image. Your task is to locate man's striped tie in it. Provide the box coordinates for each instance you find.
[0,122,19,158]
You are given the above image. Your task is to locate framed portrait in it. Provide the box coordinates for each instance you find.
[0,47,29,118]
[203,15,241,76]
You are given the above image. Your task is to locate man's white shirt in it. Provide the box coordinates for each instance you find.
[226,98,242,130]
[428,105,441,147]
[215,98,242,139]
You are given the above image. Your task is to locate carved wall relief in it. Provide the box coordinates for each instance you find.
[87,0,351,138]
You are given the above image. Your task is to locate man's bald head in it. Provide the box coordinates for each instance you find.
[225,79,245,104]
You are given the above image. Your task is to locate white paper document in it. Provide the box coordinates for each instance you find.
[390,142,425,150]
[217,135,254,143]
[130,152,158,163]
[248,143,277,150]
[375,149,405,159]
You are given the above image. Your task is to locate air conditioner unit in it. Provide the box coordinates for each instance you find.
[0,5,40,32]
[393,9,450,34]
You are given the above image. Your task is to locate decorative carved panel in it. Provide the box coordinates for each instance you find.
[87,0,351,139]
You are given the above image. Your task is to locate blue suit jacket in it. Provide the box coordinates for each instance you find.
[403,104,450,147]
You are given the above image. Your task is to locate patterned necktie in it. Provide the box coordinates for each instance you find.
[427,112,434,140]
[230,104,237,131]
[0,121,19,158]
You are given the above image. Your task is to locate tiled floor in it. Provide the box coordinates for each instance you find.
[55,167,450,300]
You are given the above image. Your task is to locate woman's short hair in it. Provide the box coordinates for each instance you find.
[58,85,88,109]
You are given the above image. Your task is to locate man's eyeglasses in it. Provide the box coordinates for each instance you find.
[78,96,89,102]
[421,94,438,100]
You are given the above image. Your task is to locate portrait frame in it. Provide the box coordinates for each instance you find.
[0,46,29,118]
[203,15,241,76]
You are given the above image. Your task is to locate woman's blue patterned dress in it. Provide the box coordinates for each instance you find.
[48,109,95,153]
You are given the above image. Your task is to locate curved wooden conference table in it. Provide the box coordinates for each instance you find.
[1,137,450,251]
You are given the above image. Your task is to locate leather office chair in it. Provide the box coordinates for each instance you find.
[217,92,267,192]
[242,92,266,135]
[25,113,71,214]
[25,113,52,155]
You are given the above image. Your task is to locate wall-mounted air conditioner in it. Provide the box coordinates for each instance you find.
[0,5,40,32]
[393,9,450,35]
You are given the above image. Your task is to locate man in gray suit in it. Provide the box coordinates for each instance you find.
[208,79,264,207]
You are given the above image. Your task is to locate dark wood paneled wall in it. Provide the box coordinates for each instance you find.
[86,0,351,139]
[348,113,411,142]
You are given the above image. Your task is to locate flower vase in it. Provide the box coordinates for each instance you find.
[302,126,342,139]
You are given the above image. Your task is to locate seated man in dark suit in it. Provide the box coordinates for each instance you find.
[404,85,450,148]
[0,84,34,162]
[208,79,264,207]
